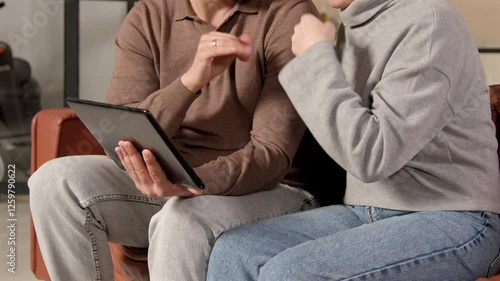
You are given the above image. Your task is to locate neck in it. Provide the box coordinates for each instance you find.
[189,0,237,27]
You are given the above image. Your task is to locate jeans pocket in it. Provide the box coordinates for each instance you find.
[487,253,500,277]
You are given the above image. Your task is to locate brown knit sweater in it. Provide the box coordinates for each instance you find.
[106,0,321,196]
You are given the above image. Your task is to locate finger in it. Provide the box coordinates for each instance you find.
[294,23,300,34]
[115,146,125,163]
[201,45,241,60]
[121,141,154,187]
[116,146,143,190]
[116,144,138,180]
[291,35,299,56]
[235,46,252,61]
[141,151,199,198]
[187,187,203,196]
[142,149,172,196]
[170,184,202,197]
[205,39,251,61]
[201,35,239,49]
[236,34,252,61]
[300,13,309,23]
[301,13,318,23]
[325,21,336,34]
[200,33,239,48]
[205,31,239,40]
[202,34,252,60]
[238,34,252,45]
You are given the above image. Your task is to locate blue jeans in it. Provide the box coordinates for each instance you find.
[207,205,500,281]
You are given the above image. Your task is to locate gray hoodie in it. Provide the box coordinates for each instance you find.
[279,0,500,213]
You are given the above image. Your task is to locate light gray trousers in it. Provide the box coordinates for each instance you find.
[29,155,317,281]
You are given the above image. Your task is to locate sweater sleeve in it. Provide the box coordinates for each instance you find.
[105,1,198,137]
[195,1,318,195]
[279,39,452,183]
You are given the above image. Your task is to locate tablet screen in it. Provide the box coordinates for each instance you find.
[66,97,205,190]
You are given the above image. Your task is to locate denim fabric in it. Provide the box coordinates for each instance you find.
[29,155,318,281]
[207,205,500,281]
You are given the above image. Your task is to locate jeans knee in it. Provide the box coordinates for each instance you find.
[29,156,92,212]
[29,161,70,223]
[206,230,251,280]
[29,159,59,192]
[259,256,295,281]
[210,230,241,262]
[29,158,69,206]
[149,197,212,242]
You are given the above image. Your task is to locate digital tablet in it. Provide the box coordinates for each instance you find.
[66,97,205,190]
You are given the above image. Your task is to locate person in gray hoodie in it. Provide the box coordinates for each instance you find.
[206,0,500,280]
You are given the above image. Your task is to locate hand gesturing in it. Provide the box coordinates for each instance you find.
[181,32,252,93]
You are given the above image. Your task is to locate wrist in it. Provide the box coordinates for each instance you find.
[181,72,204,94]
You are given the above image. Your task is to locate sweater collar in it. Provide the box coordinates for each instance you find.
[340,0,394,27]
[175,0,260,22]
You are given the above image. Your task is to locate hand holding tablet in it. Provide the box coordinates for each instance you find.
[115,141,203,197]
[66,98,205,192]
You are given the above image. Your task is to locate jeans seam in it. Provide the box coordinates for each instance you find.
[341,224,489,281]
[79,194,163,281]
[79,194,165,208]
[487,252,500,277]
[366,206,378,223]
[85,210,102,281]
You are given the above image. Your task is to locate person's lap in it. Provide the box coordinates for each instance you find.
[206,205,358,281]
[30,155,317,281]
[148,181,317,281]
[29,155,164,279]
[31,154,316,242]
[208,205,500,281]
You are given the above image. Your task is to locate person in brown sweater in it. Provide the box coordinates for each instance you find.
[28,0,336,281]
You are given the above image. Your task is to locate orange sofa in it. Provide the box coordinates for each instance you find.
[30,85,500,280]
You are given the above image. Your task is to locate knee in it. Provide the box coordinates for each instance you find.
[209,229,248,265]
[28,158,67,220]
[206,231,244,279]
[259,255,297,281]
[28,156,87,211]
[149,197,212,242]
[29,158,68,202]
[208,227,271,281]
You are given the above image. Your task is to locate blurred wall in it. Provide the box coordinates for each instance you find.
[79,1,127,102]
[0,0,126,105]
[449,0,500,85]
[0,0,64,108]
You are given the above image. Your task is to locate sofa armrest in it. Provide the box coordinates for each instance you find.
[31,107,105,173]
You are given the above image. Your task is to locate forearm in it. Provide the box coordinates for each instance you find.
[279,41,451,182]
[194,140,293,195]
